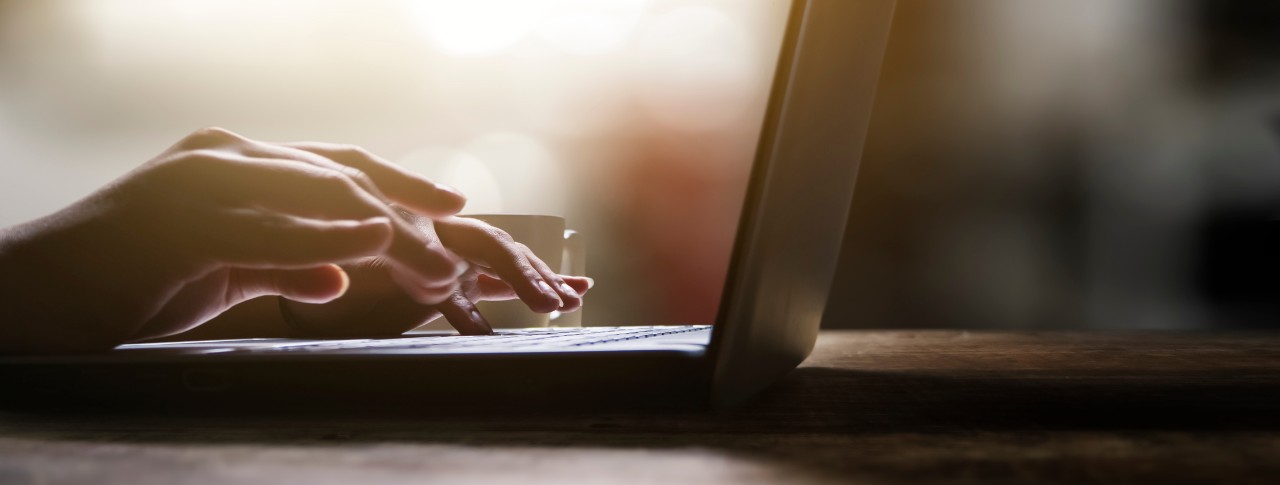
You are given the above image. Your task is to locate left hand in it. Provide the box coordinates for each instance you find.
[280,213,592,336]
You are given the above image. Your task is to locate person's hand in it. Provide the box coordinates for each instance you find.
[0,128,469,353]
[279,213,593,337]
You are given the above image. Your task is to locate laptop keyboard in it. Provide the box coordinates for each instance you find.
[245,325,711,353]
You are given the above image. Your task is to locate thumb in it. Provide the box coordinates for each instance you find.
[230,264,351,304]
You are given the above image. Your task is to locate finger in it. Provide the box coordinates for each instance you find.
[521,246,583,313]
[190,151,385,220]
[188,130,465,217]
[210,210,394,268]
[490,244,562,313]
[381,227,468,303]
[434,219,561,313]
[279,141,467,217]
[186,129,402,211]
[468,266,591,296]
[435,291,493,336]
[383,208,469,304]
[563,276,593,295]
[228,264,351,304]
[467,275,589,313]
[468,274,590,306]
[199,155,468,289]
[390,267,458,306]
[236,142,397,208]
[472,274,518,301]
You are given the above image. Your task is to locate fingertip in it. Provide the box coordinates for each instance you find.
[564,276,592,294]
[407,181,467,217]
[526,296,561,314]
[463,308,493,336]
[434,182,467,209]
[556,281,581,299]
[531,280,563,313]
[330,264,351,299]
[278,265,350,304]
[360,216,394,241]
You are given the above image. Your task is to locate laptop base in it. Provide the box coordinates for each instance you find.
[0,346,711,414]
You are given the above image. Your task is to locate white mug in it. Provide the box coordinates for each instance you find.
[422,214,585,330]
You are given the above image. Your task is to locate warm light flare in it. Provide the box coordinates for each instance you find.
[407,0,550,58]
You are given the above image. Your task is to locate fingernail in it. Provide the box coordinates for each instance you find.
[537,280,562,303]
[468,309,493,335]
[585,277,595,289]
[558,282,580,299]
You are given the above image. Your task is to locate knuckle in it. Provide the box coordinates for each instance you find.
[335,143,372,160]
[183,126,238,148]
[340,167,374,187]
[251,210,296,231]
[481,226,516,245]
[523,268,542,281]
[142,149,233,194]
[167,149,229,173]
[308,170,366,200]
[314,168,358,189]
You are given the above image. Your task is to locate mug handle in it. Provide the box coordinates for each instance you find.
[550,229,585,327]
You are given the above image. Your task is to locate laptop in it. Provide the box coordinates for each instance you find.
[0,0,896,411]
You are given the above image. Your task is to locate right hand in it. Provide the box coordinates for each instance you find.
[0,127,469,353]
[280,214,593,337]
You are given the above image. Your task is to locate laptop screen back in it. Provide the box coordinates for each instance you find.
[708,0,896,408]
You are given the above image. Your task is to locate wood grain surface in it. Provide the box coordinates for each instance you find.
[3,331,1280,484]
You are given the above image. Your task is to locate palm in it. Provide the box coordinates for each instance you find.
[128,268,248,340]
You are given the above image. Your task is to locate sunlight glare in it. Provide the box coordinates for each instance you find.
[408,0,552,58]
[633,5,758,132]
[464,132,568,216]
[400,147,506,214]
[536,0,650,56]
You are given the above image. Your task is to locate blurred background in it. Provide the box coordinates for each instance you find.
[2,1,1279,330]
[826,0,1280,330]
[0,0,786,327]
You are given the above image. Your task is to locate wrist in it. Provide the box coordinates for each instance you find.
[0,197,187,352]
[0,220,125,353]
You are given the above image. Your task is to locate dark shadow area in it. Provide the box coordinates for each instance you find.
[4,365,1280,448]
[7,344,1280,483]
[824,0,1280,331]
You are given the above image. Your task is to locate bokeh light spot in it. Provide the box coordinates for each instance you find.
[633,5,758,132]
[408,0,551,58]
[536,0,649,56]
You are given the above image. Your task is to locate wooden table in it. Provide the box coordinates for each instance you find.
[3,331,1280,484]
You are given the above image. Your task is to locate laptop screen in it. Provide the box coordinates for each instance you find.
[0,0,792,328]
